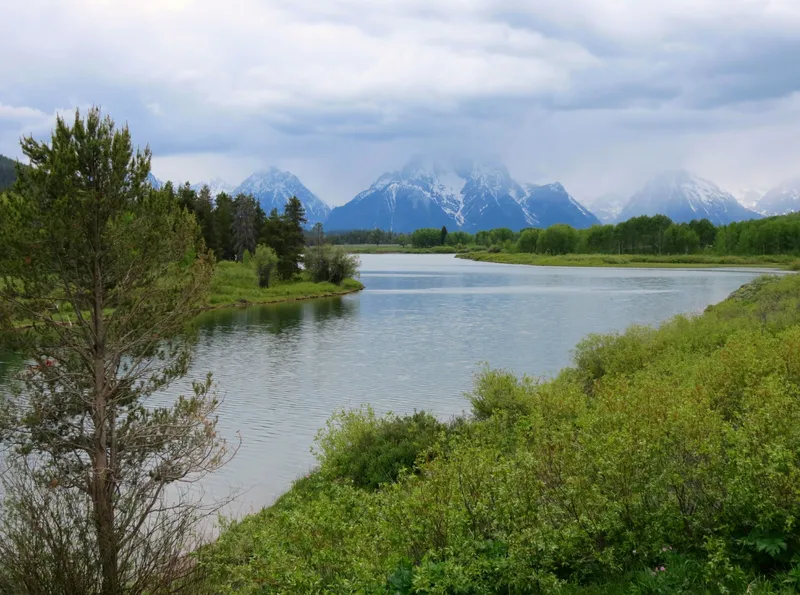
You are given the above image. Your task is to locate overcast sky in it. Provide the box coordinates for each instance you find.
[2,0,800,205]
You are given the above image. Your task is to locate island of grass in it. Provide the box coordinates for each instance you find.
[207,260,363,309]
[458,251,800,269]
[198,273,800,593]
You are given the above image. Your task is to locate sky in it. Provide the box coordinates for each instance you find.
[2,0,800,206]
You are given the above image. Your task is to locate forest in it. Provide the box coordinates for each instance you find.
[387,214,800,257]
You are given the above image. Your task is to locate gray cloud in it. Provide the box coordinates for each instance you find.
[1,0,800,203]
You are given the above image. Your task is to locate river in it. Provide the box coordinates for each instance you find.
[148,254,771,516]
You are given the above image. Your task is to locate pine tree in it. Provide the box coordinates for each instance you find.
[212,192,235,260]
[232,193,258,261]
[277,196,307,280]
[0,108,231,594]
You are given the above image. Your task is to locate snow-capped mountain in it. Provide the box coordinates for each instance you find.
[232,167,330,226]
[734,188,767,211]
[520,183,600,229]
[325,159,459,232]
[325,158,598,232]
[145,172,164,190]
[191,177,235,199]
[756,176,800,216]
[616,170,761,225]
[588,193,628,224]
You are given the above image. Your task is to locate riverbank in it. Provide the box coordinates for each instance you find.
[340,244,468,254]
[197,272,800,593]
[458,251,800,269]
[206,261,363,309]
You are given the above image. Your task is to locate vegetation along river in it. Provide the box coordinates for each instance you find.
[149,254,777,517]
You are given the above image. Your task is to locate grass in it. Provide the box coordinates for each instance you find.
[458,251,800,269]
[206,261,363,308]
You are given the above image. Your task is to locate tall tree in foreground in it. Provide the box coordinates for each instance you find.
[0,108,232,595]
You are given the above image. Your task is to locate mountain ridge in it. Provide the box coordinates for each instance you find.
[616,170,761,225]
[326,159,599,232]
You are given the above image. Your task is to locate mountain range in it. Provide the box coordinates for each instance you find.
[231,168,330,227]
[754,177,800,216]
[325,158,600,232]
[615,170,761,225]
[92,157,800,230]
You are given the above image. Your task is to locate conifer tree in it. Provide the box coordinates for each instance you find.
[0,108,231,594]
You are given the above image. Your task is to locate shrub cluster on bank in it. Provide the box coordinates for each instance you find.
[198,273,800,593]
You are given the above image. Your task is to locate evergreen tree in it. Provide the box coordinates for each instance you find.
[0,108,229,594]
[212,192,235,260]
[276,196,307,280]
[440,225,448,246]
[232,193,258,261]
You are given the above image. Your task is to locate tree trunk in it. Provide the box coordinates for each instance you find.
[92,252,119,595]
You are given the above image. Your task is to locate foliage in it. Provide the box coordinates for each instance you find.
[207,261,363,307]
[200,273,800,594]
[322,210,800,259]
[314,407,448,490]
[461,251,798,269]
[303,245,361,285]
[252,244,278,288]
[232,193,259,261]
[0,107,229,594]
[411,227,446,248]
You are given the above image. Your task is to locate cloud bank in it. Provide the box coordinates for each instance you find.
[2,0,799,203]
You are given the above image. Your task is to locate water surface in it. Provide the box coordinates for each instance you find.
[163,254,771,514]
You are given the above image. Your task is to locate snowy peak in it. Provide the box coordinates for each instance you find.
[589,193,628,224]
[232,167,330,226]
[756,176,800,216]
[145,172,163,190]
[326,157,599,232]
[618,170,760,225]
[520,182,599,228]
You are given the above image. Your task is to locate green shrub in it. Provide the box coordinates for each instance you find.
[251,244,277,288]
[304,245,361,285]
[200,273,800,594]
[314,407,446,490]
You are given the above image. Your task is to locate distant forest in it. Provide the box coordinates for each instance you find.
[0,155,19,191]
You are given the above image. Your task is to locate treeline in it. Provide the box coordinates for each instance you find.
[400,212,800,256]
[0,154,20,192]
[169,183,307,280]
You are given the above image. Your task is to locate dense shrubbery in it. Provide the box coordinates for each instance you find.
[314,408,449,490]
[304,245,361,285]
[200,274,800,594]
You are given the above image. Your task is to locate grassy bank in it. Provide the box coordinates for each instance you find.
[207,261,363,308]
[198,273,800,593]
[459,251,800,269]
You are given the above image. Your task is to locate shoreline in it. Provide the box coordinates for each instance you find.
[455,251,799,270]
[201,281,364,313]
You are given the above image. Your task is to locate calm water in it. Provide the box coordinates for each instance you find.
[152,254,771,515]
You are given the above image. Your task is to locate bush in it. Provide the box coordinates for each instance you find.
[200,274,800,594]
[252,244,277,288]
[304,245,360,285]
[314,407,446,490]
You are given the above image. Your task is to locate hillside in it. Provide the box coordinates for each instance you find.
[0,155,19,191]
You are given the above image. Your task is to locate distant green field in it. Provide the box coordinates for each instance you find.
[459,251,800,269]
